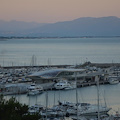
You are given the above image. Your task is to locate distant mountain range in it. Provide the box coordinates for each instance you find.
[0,16,120,37]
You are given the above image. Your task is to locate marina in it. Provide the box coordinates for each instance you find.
[0,62,120,94]
[1,0,120,118]
[3,81,120,119]
[0,62,120,119]
[0,37,120,119]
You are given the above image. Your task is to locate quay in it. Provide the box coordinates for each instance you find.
[77,80,109,88]
[0,80,109,96]
[41,76,110,90]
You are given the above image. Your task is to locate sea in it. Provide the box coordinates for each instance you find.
[0,37,120,66]
[5,84,120,114]
[1,37,120,113]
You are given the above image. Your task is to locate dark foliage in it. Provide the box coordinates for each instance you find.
[0,95,40,120]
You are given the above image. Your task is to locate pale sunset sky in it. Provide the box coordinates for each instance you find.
[0,0,120,23]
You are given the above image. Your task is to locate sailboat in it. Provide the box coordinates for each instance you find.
[67,72,111,119]
[78,76,111,119]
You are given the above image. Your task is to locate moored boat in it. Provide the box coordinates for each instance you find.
[27,83,43,95]
[54,79,76,90]
[27,88,43,96]
[108,76,119,84]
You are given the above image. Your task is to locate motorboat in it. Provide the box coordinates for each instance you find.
[40,108,58,117]
[27,88,43,96]
[28,104,44,114]
[58,100,76,107]
[40,107,66,118]
[108,76,119,84]
[27,83,43,95]
[27,83,36,90]
[112,111,120,119]
[54,79,76,90]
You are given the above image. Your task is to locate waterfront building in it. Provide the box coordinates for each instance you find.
[28,68,108,84]
[28,68,86,83]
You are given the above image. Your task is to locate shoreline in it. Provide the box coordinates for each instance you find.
[0,36,120,40]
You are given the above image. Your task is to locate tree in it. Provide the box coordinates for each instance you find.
[0,95,40,120]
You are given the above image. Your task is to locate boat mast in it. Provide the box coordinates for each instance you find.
[75,71,79,120]
[96,77,100,120]
[54,91,55,106]
[45,90,48,120]
[103,90,107,108]
[59,80,61,102]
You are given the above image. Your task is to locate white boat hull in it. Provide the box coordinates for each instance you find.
[54,80,76,90]
[80,108,111,116]
[27,90,43,96]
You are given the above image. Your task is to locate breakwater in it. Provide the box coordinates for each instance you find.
[1,62,120,69]
[1,65,70,69]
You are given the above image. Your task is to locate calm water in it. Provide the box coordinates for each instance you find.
[0,37,120,66]
[2,37,120,113]
[5,83,120,113]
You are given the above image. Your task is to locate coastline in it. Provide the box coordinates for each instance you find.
[0,36,120,40]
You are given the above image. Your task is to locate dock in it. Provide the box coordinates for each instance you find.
[78,80,109,87]
[40,80,109,91]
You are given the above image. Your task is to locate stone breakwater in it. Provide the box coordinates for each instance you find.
[1,62,120,69]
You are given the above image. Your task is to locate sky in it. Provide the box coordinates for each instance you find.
[0,0,120,23]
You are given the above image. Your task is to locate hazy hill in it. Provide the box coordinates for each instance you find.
[0,16,120,37]
[0,20,47,36]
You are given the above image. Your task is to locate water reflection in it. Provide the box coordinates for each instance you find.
[5,83,120,113]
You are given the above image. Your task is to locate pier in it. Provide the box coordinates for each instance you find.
[77,80,109,88]
[41,80,109,91]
